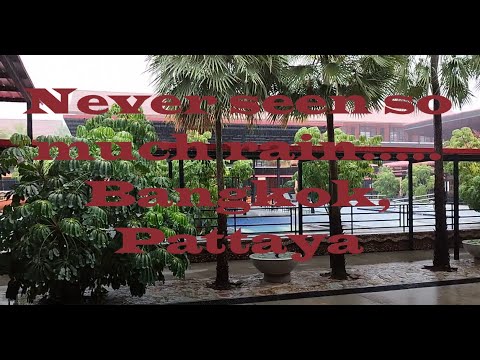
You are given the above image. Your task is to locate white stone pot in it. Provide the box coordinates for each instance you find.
[249,252,298,283]
[462,240,480,259]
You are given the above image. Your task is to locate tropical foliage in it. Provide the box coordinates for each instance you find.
[168,131,219,236]
[372,167,400,199]
[146,55,289,288]
[227,160,254,188]
[292,127,382,194]
[400,164,434,198]
[396,55,480,270]
[169,131,218,196]
[281,55,404,279]
[0,106,191,303]
[445,127,480,210]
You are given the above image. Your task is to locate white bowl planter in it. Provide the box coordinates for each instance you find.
[462,240,480,259]
[249,252,298,283]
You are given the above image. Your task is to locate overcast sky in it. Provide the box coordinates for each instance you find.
[2,55,480,120]
[2,55,153,120]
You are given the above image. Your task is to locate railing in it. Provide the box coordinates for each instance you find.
[390,193,435,205]
[196,202,480,236]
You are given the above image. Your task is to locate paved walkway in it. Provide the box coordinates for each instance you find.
[248,283,480,305]
[2,250,479,305]
[187,250,480,305]
[167,249,471,280]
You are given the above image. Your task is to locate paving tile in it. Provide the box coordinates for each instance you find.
[2,250,479,305]
[246,283,480,305]
[103,257,480,305]
[250,294,380,305]
[360,283,480,305]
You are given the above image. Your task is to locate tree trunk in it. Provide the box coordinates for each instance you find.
[430,55,451,269]
[326,113,348,279]
[214,114,230,288]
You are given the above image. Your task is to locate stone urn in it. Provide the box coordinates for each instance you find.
[462,240,480,259]
[249,252,298,283]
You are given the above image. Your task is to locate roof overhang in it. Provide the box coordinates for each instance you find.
[0,55,34,103]
[404,109,480,136]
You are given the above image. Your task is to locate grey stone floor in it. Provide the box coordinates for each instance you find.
[163,249,471,281]
[248,283,480,305]
[2,250,479,305]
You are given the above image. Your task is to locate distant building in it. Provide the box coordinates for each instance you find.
[383,161,435,177]
[3,89,480,191]
[63,90,480,147]
[0,118,71,140]
[60,90,477,190]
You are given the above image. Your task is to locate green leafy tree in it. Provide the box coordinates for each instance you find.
[0,107,191,303]
[373,167,400,199]
[293,127,382,192]
[281,55,402,279]
[401,164,434,198]
[396,55,480,271]
[146,55,289,289]
[445,127,480,210]
[170,131,219,236]
[445,127,480,149]
[460,177,480,211]
[167,131,252,237]
[169,131,218,195]
[227,160,254,188]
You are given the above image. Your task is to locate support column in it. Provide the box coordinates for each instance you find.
[252,159,256,203]
[27,101,33,140]
[276,158,280,188]
[179,160,185,188]
[298,160,303,235]
[168,160,173,179]
[453,158,460,260]
[408,159,414,250]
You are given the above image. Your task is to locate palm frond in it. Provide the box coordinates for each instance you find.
[146,55,291,131]
[440,55,473,107]
[393,55,479,110]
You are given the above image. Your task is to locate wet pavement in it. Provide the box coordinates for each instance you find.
[2,250,479,305]
[251,283,480,305]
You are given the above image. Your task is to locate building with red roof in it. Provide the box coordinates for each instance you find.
[62,90,475,147]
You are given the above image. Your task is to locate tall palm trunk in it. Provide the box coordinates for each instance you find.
[326,112,347,279]
[430,55,451,269]
[214,114,230,287]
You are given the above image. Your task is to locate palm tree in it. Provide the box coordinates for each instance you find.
[281,55,402,279]
[146,55,288,289]
[397,55,480,271]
